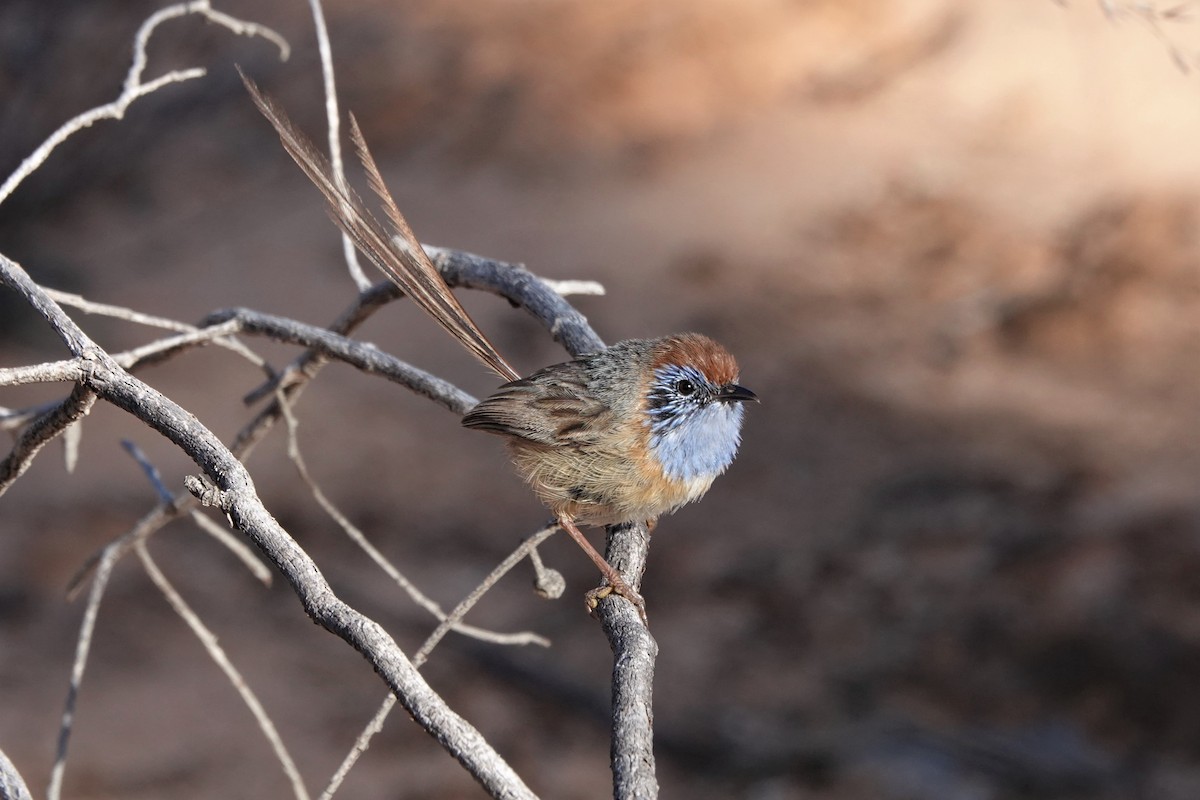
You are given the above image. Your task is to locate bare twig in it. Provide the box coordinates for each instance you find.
[426,246,606,357]
[237,247,600,408]
[202,307,477,413]
[57,488,287,800]
[598,522,660,800]
[113,319,264,371]
[135,540,310,800]
[318,693,396,800]
[1,253,538,800]
[0,360,86,387]
[304,0,369,289]
[273,385,549,648]
[121,440,174,503]
[231,244,599,414]
[45,289,264,368]
[322,524,561,800]
[49,520,129,800]
[190,509,273,586]
[0,319,259,409]
[0,1,287,206]
[415,525,560,666]
[527,543,566,599]
[242,280,400,403]
[0,67,203,206]
[46,288,211,333]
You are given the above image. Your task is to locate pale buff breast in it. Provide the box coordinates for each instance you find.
[505,435,711,527]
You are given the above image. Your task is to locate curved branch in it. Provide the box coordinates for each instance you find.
[0,253,538,800]
[201,308,477,413]
[428,246,606,357]
[1,242,659,797]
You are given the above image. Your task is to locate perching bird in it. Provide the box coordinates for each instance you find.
[242,72,756,623]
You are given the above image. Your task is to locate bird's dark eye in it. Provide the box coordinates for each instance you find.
[674,378,697,396]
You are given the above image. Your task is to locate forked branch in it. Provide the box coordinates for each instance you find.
[0,254,538,800]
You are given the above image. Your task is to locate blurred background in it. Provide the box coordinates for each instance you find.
[4,1,1200,798]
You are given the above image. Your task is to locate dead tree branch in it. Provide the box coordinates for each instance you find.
[0,0,660,790]
[0,253,539,800]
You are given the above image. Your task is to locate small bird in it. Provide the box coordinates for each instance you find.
[242,73,756,623]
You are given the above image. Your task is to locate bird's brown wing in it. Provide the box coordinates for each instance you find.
[461,361,611,446]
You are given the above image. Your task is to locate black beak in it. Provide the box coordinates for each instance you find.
[716,383,758,404]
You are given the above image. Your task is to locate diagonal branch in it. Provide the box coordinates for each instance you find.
[201,308,477,413]
[0,384,96,497]
[136,540,310,800]
[2,240,659,797]
[0,254,539,800]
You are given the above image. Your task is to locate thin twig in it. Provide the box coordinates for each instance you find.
[49,531,126,800]
[1,252,539,800]
[322,524,560,800]
[113,320,264,372]
[121,440,174,503]
[0,320,260,416]
[415,525,560,665]
[0,2,287,206]
[203,307,478,413]
[527,543,566,599]
[273,386,549,647]
[135,540,310,800]
[0,67,203,206]
[317,693,396,800]
[47,288,209,333]
[304,0,369,289]
[0,360,86,387]
[45,289,264,367]
[190,509,273,586]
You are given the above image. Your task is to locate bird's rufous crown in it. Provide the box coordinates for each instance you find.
[651,333,740,386]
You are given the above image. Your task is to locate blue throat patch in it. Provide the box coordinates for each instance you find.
[645,365,745,483]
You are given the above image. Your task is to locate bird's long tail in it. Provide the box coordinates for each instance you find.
[240,69,521,383]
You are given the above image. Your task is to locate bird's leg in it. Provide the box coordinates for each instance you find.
[557,514,648,625]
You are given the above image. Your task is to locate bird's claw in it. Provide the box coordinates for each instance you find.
[586,581,648,626]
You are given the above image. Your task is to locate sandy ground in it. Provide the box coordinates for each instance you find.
[6,1,1200,798]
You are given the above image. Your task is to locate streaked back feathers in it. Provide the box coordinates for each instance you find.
[462,333,752,523]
